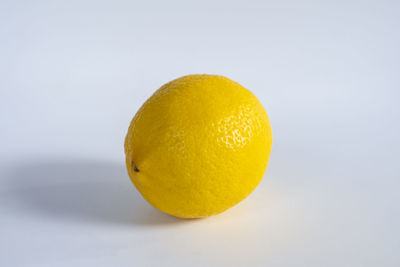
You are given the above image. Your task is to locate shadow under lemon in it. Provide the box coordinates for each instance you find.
[10,159,183,226]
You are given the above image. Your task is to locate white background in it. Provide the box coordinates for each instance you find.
[1,0,399,266]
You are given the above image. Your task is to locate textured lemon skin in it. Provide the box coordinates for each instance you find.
[125,74,273,218]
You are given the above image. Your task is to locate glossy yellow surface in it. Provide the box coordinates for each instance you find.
[125,74,273,218]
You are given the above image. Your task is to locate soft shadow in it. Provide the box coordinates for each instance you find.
[9,159,182,227]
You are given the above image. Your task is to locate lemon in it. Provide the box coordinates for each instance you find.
[124,74,273,218]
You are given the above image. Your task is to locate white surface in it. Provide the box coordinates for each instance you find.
[1,1,399,266]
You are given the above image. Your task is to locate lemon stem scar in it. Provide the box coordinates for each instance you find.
[134,165,140,172]
[131,160,140,172]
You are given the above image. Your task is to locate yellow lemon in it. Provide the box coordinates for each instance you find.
[124,74,273,218]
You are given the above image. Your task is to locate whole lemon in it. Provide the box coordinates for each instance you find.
[124,74,273,218]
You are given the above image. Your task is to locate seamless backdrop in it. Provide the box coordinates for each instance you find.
[1,0,399,266]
